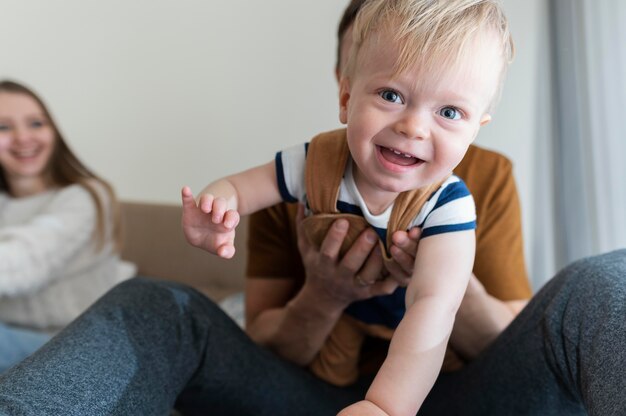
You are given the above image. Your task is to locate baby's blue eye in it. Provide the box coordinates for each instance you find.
[439,106,461,120]
[0,124,9,131]
[379,90,402,104]
[29,120,45,128]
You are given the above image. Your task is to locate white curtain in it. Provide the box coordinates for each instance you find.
[548,0,626,271]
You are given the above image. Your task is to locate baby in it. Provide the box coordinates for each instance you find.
[182,0,513,414]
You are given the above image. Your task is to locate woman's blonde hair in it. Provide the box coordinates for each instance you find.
[343,0,515,109]
[0,80,122,251]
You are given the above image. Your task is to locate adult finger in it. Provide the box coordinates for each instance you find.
[354,274,371,287]
[340,228,379,274]
[369,276,399,296]
[351,245,383,286]
[318,218,350,260]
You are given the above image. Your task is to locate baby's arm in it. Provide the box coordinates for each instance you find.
[339,230,475,416]
[182,161,282,258]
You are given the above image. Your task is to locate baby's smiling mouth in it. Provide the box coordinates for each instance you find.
[378,146,423,166]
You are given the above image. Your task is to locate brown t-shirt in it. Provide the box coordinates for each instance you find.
[246,143,531,379]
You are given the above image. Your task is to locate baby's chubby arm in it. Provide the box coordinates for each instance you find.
[181,161,282,258]
[339,230,475,416]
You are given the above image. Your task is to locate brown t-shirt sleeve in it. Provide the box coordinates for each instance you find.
[455,145,532,300]
[246,202,305,282]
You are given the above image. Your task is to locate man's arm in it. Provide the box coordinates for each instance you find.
[449,153,531,359]
[245,206,398,365]
[449,276,527,359]
[460,149,531,300]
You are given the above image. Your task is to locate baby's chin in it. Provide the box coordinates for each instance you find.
[373,178,430,194]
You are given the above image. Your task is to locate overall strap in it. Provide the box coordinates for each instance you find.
[304,128,448,258]
[386,180,447,250]
[303,130,451,385]
[304,129,350,214]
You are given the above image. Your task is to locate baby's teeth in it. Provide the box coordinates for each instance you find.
[387,147,414,159]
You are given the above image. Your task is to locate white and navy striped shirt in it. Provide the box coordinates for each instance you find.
[276,142,476,245]
[276,142,477,328]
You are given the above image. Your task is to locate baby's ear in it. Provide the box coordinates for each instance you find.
[480,113,492,126]
[339,77,351,124]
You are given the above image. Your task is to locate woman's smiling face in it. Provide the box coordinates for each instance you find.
[0,92,56,195]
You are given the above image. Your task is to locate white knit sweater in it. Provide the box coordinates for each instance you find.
[0,183,136,330]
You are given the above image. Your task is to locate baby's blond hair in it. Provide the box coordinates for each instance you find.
[343,0,514,111]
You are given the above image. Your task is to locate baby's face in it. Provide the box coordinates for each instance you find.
[339,28,502,207]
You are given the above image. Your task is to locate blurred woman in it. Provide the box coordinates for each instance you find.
[0,80,135,372]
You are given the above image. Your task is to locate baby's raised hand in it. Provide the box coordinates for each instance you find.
[181,186,240,258]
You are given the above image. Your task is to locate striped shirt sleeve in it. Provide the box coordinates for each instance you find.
[275,143,308,204]
[411,176,476,238]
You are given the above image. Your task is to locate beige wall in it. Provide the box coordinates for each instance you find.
[0,0,550,280]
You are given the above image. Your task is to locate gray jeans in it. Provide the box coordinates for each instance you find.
[0,250,625,416]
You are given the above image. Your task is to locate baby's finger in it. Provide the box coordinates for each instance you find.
[181,186,197,208]
[408,226,422,241]
[223,210,240,229]
[217,244,236,259]
[389,245,415,276]
[370,277,399,296]
[198,194,215,214]
[391,230,419,257]
[211,197,227,224]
